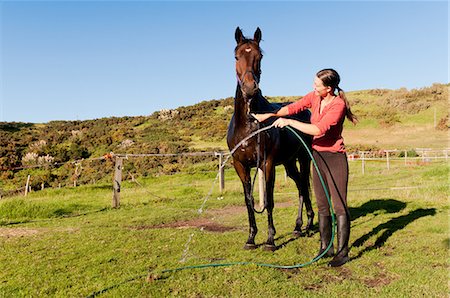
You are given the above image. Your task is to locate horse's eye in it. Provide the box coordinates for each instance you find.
[235,56,238,61]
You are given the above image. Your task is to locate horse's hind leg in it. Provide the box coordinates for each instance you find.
[263,162,276,251]
[284,159,314,237]
[299,155,314,234]
[234,160,258,249]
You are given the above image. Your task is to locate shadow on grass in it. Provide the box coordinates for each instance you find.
[351,208,436,260]
[349,199,407,221]
[253,199,407,252]
[0,207,110,226]
[86,273,148,298]
[444,238,450,249]
[87,184,113,190]
[270,228,316,251]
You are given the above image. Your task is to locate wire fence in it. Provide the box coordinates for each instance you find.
[1,148,448,200]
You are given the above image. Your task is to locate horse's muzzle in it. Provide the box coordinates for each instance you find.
[241,82,259,97]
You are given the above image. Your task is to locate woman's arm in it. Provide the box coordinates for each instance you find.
[273,118,321,136]
[251,105,290,122]
[252,92,314,123]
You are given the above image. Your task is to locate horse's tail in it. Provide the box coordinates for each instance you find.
[250,194,266,214]
[249,166,267,214]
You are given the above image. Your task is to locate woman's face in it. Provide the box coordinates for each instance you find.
[313,77,331,97]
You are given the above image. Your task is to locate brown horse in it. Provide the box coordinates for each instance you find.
[226,27,314,251]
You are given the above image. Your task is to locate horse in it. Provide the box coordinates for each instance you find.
[226,27,314,251]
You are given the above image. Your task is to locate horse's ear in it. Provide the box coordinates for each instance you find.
[235,27,244,44]
[254,27,262,44]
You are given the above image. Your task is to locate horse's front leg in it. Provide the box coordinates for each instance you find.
[263,161,276,251]
[299,156,314,233]
[234,160,257,249]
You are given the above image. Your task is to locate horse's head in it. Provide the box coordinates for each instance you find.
[234,27,263,98]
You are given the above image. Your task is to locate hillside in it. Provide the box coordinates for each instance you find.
[0,83,448,192]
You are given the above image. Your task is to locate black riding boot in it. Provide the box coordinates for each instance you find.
[328,214,350,267]
[316,214,334,258]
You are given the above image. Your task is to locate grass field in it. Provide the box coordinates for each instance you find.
[0,158,448,297]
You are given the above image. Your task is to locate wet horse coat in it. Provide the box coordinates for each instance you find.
[227,27,314,250]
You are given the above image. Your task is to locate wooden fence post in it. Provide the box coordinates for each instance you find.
[361,152,365,175]
[384,150,397,170]
[386,151,390,170]
[215,152,225,193]
[24,175,31,196]
[73,161,82,187]
[112,157,123,208]
[258,168,265,209]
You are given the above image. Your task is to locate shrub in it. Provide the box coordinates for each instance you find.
[436,114,449,131]
[398,150,418,157]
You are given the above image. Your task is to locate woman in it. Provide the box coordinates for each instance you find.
[252,68,357,267]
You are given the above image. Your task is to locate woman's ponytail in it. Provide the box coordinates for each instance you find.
[336,86,358,124]
[316,68,358,125]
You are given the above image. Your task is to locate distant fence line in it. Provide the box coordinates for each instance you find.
[110,148,449,208]
[348,148,449,174]
[1,148,448,203]
[2,148,448,172]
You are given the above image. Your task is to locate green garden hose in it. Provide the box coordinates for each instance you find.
[156,125,336,276]
[87,124,336,296]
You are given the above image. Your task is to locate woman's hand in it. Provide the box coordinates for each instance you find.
[273,118,291,128]
[251,113,274,123]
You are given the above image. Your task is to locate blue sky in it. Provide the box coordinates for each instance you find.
[1,1,448,123]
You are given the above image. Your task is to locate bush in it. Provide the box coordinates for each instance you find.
[436,114,449,131]
[374,108,400,127]
[397,150,418,158]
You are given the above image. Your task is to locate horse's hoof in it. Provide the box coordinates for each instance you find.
[292,230,304,238]
[244,243,257,250]
[304,228,314,237]
[264,244,276,252]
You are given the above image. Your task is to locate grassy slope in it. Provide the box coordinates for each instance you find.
[342,88,449,149]
[0,160,448,297]
[182,85,449,150]
[1,84,447,192]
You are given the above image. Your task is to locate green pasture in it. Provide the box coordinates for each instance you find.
[0,159,448,297]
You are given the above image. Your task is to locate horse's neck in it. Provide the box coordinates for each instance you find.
[233,86,250,126]
[252,91,272,112]
[233,87,271,129]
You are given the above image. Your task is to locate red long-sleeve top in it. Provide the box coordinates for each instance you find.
[287,91,346,152]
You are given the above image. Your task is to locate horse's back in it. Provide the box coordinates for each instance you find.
[268,102,312,163]
[270,102,311,123]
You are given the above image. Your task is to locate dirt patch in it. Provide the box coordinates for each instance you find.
[0,227,79,238]
[321,266,354,283]
[363,271,393,288]
[336,266,353,279]
[207,200,295,216]
[380,245,396,256]
[207,205,245,217]
[277,201,296,208]
[303,267,354,291]
[131,218,241,233]
[0,228,40,238]
[303,283,324,291]
[132,201,296,233]
[360,262,398,289]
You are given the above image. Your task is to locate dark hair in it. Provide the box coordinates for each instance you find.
[316,68,358,124]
